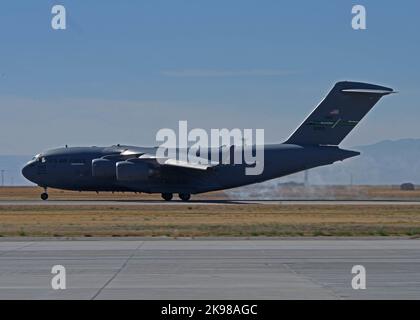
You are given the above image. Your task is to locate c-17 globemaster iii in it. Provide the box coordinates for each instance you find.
[22,81,395,201]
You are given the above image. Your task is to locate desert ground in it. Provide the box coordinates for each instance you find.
[2,185,420,201]
[0,186,420,237]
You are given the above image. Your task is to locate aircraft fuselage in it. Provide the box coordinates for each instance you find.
[22,143,358,194]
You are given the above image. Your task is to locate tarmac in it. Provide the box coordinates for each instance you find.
[0,238,419,299]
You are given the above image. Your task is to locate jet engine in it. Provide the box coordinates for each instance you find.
[116,160,154,181]
[92,158,116,178]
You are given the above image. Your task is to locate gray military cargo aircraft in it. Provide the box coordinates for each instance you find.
[22,81,395,201]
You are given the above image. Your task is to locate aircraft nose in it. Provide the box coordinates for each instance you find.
[22,162,37,183]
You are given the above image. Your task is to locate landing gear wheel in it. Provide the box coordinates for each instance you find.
[161,193,173,201]
[179,193,191,202]
[41,193,48,201]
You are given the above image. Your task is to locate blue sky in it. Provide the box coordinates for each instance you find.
[0,0,419,155]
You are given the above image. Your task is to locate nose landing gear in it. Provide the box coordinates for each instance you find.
[40,187,48,201]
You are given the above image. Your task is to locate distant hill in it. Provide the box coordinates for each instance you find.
[306,138,420,185]
[233,138,420,191]
[1,138,420,186]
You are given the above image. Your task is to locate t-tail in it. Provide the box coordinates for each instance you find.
[285,81,396,146]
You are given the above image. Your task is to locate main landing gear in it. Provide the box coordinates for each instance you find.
[161,193,191,201]
[161,193,173,201]
[178,193,191,202]
[40,187,48,201]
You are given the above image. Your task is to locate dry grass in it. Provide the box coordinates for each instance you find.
[1,186,420,237]
[1,204,420,237]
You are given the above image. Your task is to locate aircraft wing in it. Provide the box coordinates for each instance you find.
[102,149,217,171]
[137,153,217,171]
[101,148,219,171]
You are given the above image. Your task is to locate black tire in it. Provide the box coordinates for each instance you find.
[179,193,191,201]
[41,193,48,201]
[161,193,173,201]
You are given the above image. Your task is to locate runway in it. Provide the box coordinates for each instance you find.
[0,238,420,299]
[2,199,420,206]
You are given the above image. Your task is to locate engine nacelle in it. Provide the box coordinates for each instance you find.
[116,161,153,181]
[92,158,115,178]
